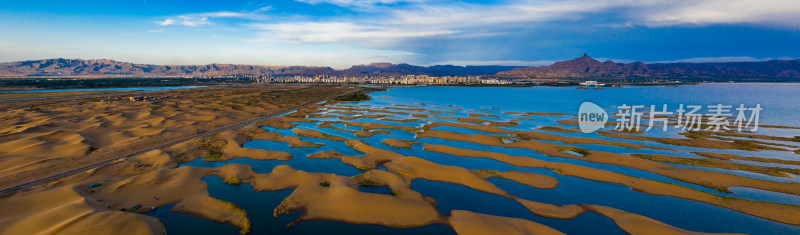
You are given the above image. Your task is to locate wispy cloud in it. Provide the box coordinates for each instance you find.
[637,0,800,26]
[295,0,410,8]
[388,0,800,29]
[159,1,800,40]
[159,19,175,26]
[140,0,800,66]
[250,22,457,43]
[647,56,797,64]
[158,16,210,27]
[157,6,272,27]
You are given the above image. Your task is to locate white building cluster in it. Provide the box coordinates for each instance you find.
[263,75,489,85]
[479,78,512,85]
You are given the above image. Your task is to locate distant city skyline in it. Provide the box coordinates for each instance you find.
[1,0,799,68]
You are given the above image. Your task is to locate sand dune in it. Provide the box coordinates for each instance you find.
[417,130,800,197]
[0,86,356,189]
[382,138,416,148]
[0,131,90,158]
[420,143,800,226]
[385,157,511,197]
[448,210,564,235]
[172,195,251,234]
[4,89,799,234]
[253,131,324,148]
[473,170,559,189]
[584,205,742,235]
[0,186,164,235]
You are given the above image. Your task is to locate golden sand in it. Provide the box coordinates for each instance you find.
[418,130,800,194]
[0,86,357,189]
[472,170,559,189]
[378,118,423,123]
[252,131,324,148]
[172,195,252,234]
[422,122,663,150]
[385,156,512,197]
[631,153,800,177]
[693,152,800,166]
[420,143,800,225]
[598,131,782,151]
[448,210,564,235]
[293,129,349,142]
[503,112,570,116]
[345,122,420,133]
[468,113,501,119]
[340,140,405,170]
[534,126,580,133]
[5,95,799,235]
[382,138,417,148]
[582,205,741,235]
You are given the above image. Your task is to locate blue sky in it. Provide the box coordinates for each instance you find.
[1,0,799,68]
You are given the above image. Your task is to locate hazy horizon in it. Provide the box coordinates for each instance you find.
[2,0,800,68]
[3,54,799,71]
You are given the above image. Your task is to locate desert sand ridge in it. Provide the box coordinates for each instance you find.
[0,87,364,195]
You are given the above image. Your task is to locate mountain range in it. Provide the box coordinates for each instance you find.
[345,63,523,76]
[0,58,342,77]
[2,56,800,80]
[0,59,520,78]
[495,54,800,79]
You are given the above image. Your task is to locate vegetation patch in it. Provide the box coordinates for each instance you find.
[205,151,224,161]
[357,177,383,186]
[226,175,242,184]
[334,92,371,102]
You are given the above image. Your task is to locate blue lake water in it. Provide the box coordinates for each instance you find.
[158,84,800,234]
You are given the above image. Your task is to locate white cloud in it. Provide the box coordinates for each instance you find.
[647,56,796,64]
[176,16,210,27]
[388,0,800,29]
[159,19,175,26]
[160,1,800,41]
[140,0,800,66]
[296,0,407,8]
[250,22,457,43]
[390,1,608,27]
[158,16,208,27]
[638,0,800,26]
[157,7,272,27]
